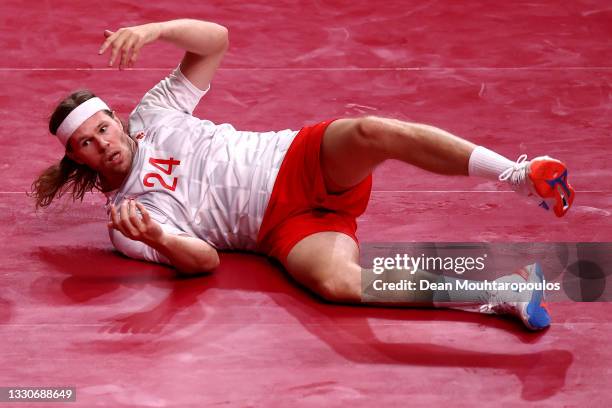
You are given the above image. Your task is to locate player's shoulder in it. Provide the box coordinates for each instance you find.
[127,104,182,146]
[133,130,146,141]
[129,100,178,127]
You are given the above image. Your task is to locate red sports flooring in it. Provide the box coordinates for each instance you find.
[1,1,612,406]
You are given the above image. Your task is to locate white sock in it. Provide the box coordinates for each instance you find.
[468,146,515,181]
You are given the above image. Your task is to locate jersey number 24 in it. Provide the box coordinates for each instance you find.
[143,157,181,191]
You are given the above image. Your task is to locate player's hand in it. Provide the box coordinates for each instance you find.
[98,23,162,70]
[108,199,164,245]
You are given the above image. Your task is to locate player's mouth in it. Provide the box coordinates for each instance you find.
[107,151,122,165]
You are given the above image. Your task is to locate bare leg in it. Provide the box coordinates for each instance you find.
[284,231,363,303]
[281,220,555,333]
[321,116,476,192]
[284,231,486,307]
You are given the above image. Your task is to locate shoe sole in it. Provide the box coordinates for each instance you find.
[530,160,575,217]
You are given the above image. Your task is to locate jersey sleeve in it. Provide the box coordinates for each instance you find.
[129,64,210,129]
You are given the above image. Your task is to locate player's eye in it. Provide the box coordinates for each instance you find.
[100,126,107,133]
[81,138,91,147]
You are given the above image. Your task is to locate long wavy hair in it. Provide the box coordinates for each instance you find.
[30,90,130,209]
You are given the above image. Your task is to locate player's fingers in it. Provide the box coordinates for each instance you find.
[103,29,126,59]
[119,199,139,236]
[109,204,121,229]
[99,30,117,55]
[109,31,129,67]
[109,204,130,237]
[135,201,151,224]
[128,45,141,68]
[120,37,137,70]
[128,199,145,233]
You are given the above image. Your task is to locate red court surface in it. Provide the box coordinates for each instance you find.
[1,1,611,406]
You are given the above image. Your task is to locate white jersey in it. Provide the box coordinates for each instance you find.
[105,65,298,264]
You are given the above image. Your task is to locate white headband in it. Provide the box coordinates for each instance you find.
[56,97,110,147]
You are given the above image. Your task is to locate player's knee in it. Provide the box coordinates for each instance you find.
[354,116,387,151]
[354,116,380,140]
[314,278,347,303]
[312,266,360,303]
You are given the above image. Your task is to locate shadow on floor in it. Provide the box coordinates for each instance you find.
[33,246,573,401]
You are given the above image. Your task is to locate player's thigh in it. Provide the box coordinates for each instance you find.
[321,117,386,192]
[284,231,362,302]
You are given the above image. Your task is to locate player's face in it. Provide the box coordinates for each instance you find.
[67,110,134,184]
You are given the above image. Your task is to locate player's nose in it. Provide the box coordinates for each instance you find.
[94,135,111,153]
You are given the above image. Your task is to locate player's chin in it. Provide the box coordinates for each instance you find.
[104,151,127,171]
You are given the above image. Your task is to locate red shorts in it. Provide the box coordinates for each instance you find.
[256,119,373,265]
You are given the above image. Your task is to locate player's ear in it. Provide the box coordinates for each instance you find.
[65,151,83,165]
[65,142,84,165]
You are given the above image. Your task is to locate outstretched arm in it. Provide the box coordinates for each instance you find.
[99,18,229,89]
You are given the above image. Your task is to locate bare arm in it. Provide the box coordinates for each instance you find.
[109,199,219,274]
[99,18,229,89]
[146,231,220,275]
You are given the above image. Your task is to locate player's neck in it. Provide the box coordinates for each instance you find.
[100,172,127,192]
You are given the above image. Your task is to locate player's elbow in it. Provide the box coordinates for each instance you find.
[202,249,220,272]
[219,26,229,52]
[211,23,229,53]
[177,247,220,275]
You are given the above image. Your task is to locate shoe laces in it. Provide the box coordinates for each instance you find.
[489,301,519,316]
[479,302,517,315]
[481,279,524,316]
[498,154,528,185]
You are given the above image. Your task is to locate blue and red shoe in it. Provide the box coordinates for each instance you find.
[481,263,551,330]
[499,155,575,217]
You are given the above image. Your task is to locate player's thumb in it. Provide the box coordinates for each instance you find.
[104,29,114,38]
